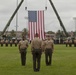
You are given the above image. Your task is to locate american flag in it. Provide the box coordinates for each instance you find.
[28,11,45,40]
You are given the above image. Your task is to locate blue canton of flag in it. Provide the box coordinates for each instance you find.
[28,11,37,22]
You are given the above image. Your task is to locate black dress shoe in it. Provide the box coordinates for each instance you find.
[36,69,40,72]
[34,70,37,72]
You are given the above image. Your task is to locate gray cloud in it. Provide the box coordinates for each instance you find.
[0,0,76,32]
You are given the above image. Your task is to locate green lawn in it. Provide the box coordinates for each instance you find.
[0,44,76,75]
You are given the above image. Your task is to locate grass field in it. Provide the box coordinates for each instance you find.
[0,44,76,75]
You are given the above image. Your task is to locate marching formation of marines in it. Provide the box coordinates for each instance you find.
[0,39,18,47]
[64,38,76,47]
[0,37,76,48]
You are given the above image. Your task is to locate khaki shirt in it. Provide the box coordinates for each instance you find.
[19,40,28,49]
[1,40,4,44]
[43,39,54,50]
[68,40,72,44]
[74,40,76,44]
[42,40,46,51]
[64,40,68,44]
[5,40,8,44]
[31,37,42,51]
[10,40,13,43]
[14,40,17,43]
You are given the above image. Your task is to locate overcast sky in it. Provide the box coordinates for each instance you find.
[0,0,76,32]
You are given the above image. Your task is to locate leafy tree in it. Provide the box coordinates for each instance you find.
[22,28,28,37]
[47,31,55,34]
[56,30,66,39]
[10,30,16,37]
